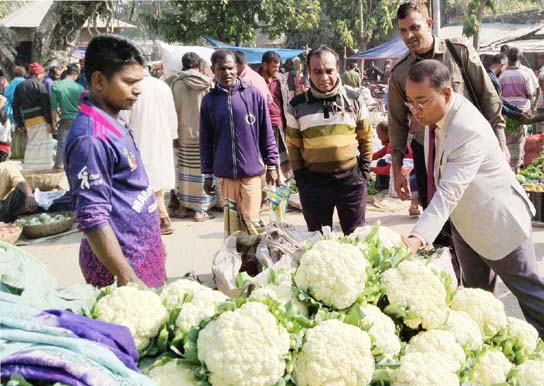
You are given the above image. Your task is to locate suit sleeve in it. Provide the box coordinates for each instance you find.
[462,44,505,142]
[257,91,278,167]
[285,103,305,173]
[199,98,214,176]
[387,71,410,169]
[411,128,487,245]
[65,135,114,232]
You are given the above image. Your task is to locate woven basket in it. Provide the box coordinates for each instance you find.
[21,213,75,239]
[0,225,23,244]
[23,170,65,191]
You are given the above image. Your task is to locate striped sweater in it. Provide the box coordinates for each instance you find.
[285,88,372,174]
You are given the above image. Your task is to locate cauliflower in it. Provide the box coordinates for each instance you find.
[407,330,466,371]
[148,359,198,386]
[382,260,448,329]
[392,352,459,386]
[94,286,168,350]
[294,239,368,310]
[470,350,512,386]
[197,301,290,386]
[355,303,401,358]
[443,309,483,350]
[516,359,544,386]
[294,319,374,386]
[350,224,403,249]
[160,279,228,333]
[449,287,507,338]
[507,316,539,353]
[251,284,308,316]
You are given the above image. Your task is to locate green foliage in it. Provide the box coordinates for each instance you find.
[287,0,402,53]
[136,0,319,46]
[0,0,9,19]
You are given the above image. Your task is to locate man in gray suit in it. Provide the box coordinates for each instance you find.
[404,59,544,338]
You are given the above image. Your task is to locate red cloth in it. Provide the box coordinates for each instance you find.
[0,142,10,154]
[28,62,45,75]
[371,143,413,176]
[266,78,284,127]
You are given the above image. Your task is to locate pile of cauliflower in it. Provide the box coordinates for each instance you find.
[91,225,544,386]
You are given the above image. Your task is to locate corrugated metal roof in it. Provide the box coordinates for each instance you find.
[0,0,135,29]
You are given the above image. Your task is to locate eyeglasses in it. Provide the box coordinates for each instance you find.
[404,92,442,111]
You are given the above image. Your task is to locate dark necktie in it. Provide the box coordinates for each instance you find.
[427,124,437,203]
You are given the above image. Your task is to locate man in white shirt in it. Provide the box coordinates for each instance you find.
[403,59,544,339]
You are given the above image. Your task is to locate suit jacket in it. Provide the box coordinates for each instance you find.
[412,93,535,260]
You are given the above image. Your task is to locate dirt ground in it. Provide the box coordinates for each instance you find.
[17,202,544,320]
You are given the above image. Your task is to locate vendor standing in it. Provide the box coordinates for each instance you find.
[64,35,166,288]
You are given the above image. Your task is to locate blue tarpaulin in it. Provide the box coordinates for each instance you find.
[203,35,304,64]
[349,37,408,60]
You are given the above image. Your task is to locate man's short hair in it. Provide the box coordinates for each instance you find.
[182,52,203,70]
[396,1,430,20]
[13,66,26,77]
[262,51,281,64]
[84,34,145,83]
[234,50,247,65]
[65,64,80,76]
[491,54,506,66]
[408,59,451,90]
[48,66,59,76]
[376,121,389,133]
[500,44,510,55]
[346,62,357,70]
[211,49,236,66]
[507,47,521,63]
[306,46,339,69]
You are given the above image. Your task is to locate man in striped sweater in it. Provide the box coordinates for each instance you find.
[285,46,373,235]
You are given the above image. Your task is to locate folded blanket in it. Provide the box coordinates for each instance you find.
[0,301,154,386]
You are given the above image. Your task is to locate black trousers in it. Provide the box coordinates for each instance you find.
[297,165,367,235]
[0,187,27,223]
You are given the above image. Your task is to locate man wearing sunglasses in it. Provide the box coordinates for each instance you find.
[388,1,507,208]
[404,59,544,339]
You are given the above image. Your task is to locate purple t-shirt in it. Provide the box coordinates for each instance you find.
[64,98,166,288]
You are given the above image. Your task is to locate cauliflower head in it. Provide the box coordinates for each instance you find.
[148,360,198,386]
[251,284,308,316]
[382,260,448,329]
[443,309,483,350]
[507,316,539,353]
[407,330,466,371]
[449,287,507,338]
[294,239,368,310]
[470,350,512,386]
[160,279,228,333]
[356,303,401,358]
[197,301,290,386]
[294,319,374,386]
[95,286,168,350]
[392,352,459,386]
[516,359,544,386]
[350,225,403,249]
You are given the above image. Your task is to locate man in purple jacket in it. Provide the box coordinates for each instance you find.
[64,35,166,288]
[200,49,279,236]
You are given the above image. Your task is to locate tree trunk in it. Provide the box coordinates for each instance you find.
[32,1,107,68]
[0,27,19,78]
[472,0,485,50]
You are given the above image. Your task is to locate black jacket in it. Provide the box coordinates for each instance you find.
[12,77,52,126]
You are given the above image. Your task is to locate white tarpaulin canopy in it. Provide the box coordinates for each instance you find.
[158,41,216,78]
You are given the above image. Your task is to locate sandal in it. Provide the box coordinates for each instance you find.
[408,206,421,217]
[193,211,215,222]
[160,217,174,235]
[170,207,189,219]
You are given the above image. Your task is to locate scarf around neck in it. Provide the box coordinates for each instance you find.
[309,78,342,100]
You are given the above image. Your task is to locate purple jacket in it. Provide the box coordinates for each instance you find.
[199,80,278,179]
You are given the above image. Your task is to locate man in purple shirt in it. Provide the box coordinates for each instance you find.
[64,35,166,288]
[43,66,61,94]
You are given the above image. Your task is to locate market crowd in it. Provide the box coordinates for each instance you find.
[0,1,543,337]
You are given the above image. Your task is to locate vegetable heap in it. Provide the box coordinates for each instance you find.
[15,213,71,227]
[89,224,544,386]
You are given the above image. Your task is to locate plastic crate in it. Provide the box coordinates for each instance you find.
[529,191,543,223]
